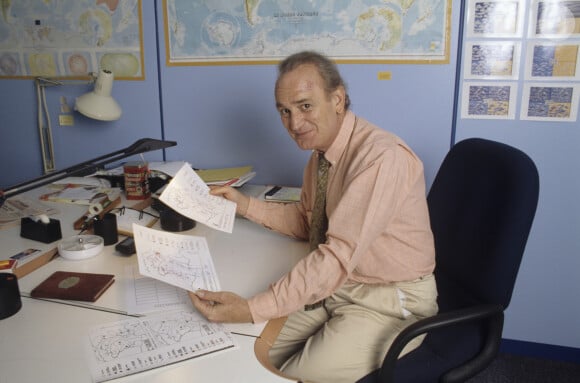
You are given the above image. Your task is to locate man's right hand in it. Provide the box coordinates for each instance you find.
[209,185,250,216]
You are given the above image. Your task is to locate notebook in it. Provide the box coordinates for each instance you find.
[115,207,158,236]
[30,271,115,302]
[264,186,302,202]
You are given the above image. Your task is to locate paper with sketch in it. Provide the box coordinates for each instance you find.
[159,162,236,233]
[86,309,236,382]
[123,265,192,315]
[133,224,221,293]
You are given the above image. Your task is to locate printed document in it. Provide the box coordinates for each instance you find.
[159,162,236,233]
[133,224,221,293]
[86,309,236,382]
[123,265,192,315]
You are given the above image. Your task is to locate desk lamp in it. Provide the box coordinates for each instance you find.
[35,69,122,174]
[0,138,177,208]
[75,69,122,121]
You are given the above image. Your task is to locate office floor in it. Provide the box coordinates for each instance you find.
[467,353,580,383]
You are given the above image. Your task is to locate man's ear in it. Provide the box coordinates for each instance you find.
[332,86,346,114]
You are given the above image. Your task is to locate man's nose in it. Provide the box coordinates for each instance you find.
[289,113,303,131]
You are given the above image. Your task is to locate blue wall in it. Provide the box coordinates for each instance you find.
[0,0,578,352]
[0,3,165,188]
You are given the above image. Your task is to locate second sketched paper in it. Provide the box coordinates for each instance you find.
[159,162,237,233]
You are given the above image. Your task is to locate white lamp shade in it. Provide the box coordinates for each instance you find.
[75,69,122,121]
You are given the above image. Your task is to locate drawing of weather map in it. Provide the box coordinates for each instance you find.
[86,309,236,382]
[528,43,580,80]
[465,42,519,79]
[461,82,517,119]
[133,224,221,292]
[467,0,522,37]
[521,83,580,121]
[159,162,236,233]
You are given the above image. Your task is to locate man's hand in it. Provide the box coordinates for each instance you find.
[209,186,250,216]
[189,290,253,323]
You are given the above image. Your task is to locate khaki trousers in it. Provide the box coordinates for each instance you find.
[269,274,438,383]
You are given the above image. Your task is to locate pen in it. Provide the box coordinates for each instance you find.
[265,186,281,197]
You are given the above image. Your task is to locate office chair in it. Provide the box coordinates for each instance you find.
[357,137,540,383]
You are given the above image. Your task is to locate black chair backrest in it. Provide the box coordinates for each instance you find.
[427,138,539,310]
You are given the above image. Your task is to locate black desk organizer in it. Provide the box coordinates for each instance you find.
[20,217,62,243]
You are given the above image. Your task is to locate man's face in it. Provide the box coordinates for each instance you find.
[275,64,345,152]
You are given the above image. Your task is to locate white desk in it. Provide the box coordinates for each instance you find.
[0,185,307,382]
[0,298,292,383]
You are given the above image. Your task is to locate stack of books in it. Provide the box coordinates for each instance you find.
[195,166,255,187]
[0,259,17,274]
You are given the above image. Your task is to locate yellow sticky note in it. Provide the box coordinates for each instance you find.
[377,71,392,80]
[59,115,74,126]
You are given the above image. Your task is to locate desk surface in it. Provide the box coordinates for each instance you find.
[0,185,306,382]
[0,298,291,383]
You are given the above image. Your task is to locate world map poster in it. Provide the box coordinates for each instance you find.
[0,0,143,79]
[164,0,451,65]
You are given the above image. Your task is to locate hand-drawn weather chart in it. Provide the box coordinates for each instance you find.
[87,310,235,382]
[159,162,236,233]
[133,224,220,292]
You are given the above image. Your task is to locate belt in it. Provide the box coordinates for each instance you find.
[304,299,325,311]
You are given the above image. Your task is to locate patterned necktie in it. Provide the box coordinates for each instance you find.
[310,152,330,251]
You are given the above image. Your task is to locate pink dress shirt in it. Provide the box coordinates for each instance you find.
[245,111,435,323]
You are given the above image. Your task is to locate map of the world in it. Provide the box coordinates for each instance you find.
[165,0,451,64]
[0,0,142,78]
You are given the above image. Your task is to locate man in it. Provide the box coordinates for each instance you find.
[190,51,437,383]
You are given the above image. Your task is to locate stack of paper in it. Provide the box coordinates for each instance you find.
[195,166,255,187]
[94,162,256,188]
[39,177,120,205]
[87,310,236,382]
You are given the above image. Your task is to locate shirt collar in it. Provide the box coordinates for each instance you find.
[322,110,355,166]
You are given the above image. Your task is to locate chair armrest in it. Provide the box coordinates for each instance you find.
[378,303,504,383]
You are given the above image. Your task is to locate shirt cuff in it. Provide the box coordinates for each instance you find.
[248,289,279,323]
[244,197,267,223]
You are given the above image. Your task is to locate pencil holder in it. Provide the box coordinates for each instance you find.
[159,206,195,232]
[0,273,22,320]
[93,213,118,246]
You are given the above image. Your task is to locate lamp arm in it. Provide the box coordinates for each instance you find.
[0,138,176,203]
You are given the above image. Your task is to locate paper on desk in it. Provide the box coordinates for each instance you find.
[0,196,59,229]
[86,309,236,382]
[133,224,221,293]
[159,162,236,233]
[123,265,192,315]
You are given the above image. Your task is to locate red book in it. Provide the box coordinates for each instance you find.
[30,271,114,302]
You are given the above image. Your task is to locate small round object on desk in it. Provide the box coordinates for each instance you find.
[58,235,104,260]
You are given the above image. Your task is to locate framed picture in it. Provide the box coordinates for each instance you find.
[529,0,580,38]
[525,42,580,80]
[164,0,452,65]
[0,0,144,79]
[461,82,518,119]
[464,41,521,79]
[466,0,525,38]
[521,83,580,121]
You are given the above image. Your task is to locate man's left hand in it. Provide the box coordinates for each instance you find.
[189,290,253,323]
